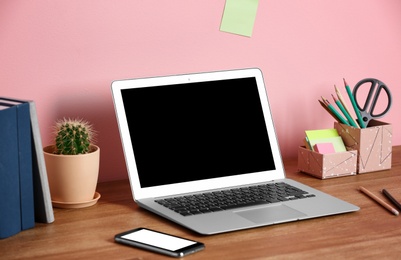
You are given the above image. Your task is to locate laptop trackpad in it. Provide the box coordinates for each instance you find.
[235,204,307,224]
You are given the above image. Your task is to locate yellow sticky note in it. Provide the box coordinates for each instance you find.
[305,129,346,152]
[220,0,259,37]
[305,129,339,141]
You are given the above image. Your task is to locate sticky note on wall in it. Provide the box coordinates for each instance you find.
[220,0,260,37]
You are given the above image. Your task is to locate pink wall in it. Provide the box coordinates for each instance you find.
[2,1,401,182]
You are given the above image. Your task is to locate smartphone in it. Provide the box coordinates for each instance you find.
[114,227,205,257]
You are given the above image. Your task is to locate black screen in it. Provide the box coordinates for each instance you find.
[121,77,275,187]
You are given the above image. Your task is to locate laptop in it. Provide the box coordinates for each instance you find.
[111,68,359,235]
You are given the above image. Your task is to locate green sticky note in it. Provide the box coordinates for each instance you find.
[220,0,259,37]
[305,129,339,141]
[305,129,347,153]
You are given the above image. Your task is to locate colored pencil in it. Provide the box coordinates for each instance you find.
[359,186,399,216]
[344,78,366,128]
[332,94,358,128]
[334,85,360,128]
[320,97,350,126]
[319,99,338,121]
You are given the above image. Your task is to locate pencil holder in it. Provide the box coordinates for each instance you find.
[297,146,358,179]
[334,120,392,174]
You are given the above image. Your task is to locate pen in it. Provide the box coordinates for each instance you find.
[344,78,366,128]
[332,94,358,128]
[334,85,359,128]
[382,189,401,212]
[320,97,350,126]
[359,186,399,216]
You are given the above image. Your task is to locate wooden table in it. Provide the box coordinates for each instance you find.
[2,146,401,259]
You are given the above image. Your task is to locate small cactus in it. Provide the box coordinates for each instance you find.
[53,118,96,155]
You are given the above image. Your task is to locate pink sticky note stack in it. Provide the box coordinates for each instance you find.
[314,142,336,154]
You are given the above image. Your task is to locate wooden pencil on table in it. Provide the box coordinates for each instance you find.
[359,186,399,216]
[382,189,401,212]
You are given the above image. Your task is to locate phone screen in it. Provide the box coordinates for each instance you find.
[122,228,196,251]
[115,228,204,257]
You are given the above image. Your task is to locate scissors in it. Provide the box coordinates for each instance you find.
[352,78,392,125]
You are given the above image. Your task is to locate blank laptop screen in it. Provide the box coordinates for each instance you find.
[121,77,275,188]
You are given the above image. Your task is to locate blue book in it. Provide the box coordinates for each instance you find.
[0,104,22,239]
[0,98,54,224]
[16,102,35,230]
[0,99,35,233]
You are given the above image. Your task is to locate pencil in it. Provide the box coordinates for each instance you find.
[320,97,350,126]
[319,100,339,122]
[359,186,399,216]
[344,78,366,128]
[332,94,358,128]
[334,85,360,128]
[331,94,358,128]
[382,189,401,212]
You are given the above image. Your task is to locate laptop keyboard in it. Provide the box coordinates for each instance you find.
[155,182,316,216]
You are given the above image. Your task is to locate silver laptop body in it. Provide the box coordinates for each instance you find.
[111,68,359,235]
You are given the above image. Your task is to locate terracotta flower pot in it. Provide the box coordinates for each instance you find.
[43,145,100,208]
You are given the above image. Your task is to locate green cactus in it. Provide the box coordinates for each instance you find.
[54,118,96,155]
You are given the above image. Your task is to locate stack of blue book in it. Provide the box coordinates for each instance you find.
[0,97,54,239]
